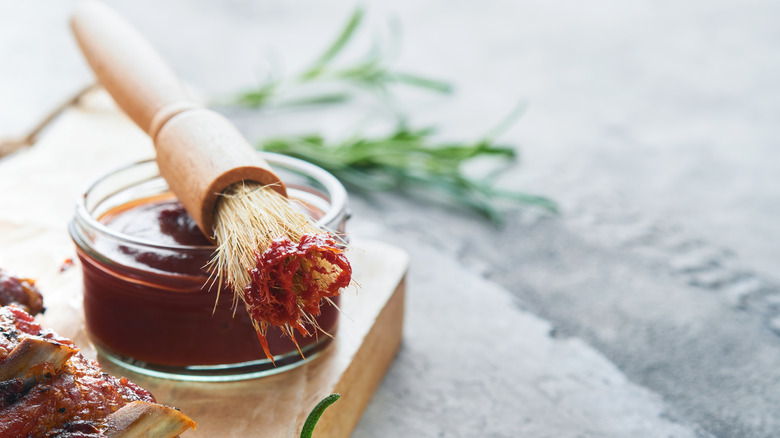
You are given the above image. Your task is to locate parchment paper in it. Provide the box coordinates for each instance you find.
[0,93,407,437]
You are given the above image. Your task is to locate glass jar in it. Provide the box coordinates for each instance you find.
[69,153,349,382]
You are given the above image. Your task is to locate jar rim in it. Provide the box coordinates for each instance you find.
[72,153,349,252]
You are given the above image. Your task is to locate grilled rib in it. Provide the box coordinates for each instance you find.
[0,269,44,315]
[0,304,76,398]
[0,305,195,437]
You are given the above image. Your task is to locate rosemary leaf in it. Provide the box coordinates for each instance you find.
[273,92,352,108]
[385,71,454,94]
[259,124,556,223]
[302,8,365,79]
[232,7,451,109]
[232,8,555,222]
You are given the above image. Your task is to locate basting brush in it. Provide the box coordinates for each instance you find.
[71,1,352,359]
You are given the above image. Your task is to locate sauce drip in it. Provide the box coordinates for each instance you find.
[245,234,352,360]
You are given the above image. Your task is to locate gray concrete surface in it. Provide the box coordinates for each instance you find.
[3,1,780,436]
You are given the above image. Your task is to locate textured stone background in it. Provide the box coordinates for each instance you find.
[2,1,780,437]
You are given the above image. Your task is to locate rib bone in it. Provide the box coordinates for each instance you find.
[106,401,197,437]
[0,337,77,385]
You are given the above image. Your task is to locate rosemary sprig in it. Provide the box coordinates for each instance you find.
[234,7,452,109]
[300,393,341,438]
[260,119,557,223]
[234,8,555,221]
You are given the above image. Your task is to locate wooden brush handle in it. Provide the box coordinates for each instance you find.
[71,1,286,236]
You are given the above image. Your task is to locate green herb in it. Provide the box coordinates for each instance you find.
[233,7,452,109]
[260,108,557,223]
[233,8,555,221]
[300,393,341,438]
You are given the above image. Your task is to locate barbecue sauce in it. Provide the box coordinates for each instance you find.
[77,194,338,367]
[246,233,351,360]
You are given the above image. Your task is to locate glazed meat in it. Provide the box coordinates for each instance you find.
[0,354,156,437]
[0,305,76,394]
[0,305,195,437]
[0,270,44,315]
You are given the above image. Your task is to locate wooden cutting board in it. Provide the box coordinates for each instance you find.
[0,91,407,437]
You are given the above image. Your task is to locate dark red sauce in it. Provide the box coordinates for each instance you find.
[77,193,339,367]
[246,233,351,359]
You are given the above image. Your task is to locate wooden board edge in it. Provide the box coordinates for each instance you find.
[316,276,406,437]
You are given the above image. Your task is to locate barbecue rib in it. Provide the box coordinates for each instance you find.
[0,269,44,315]
[0,305,195,437]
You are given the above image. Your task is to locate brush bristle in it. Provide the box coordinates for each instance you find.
[208,181,321,299]
[207,181,354,360]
